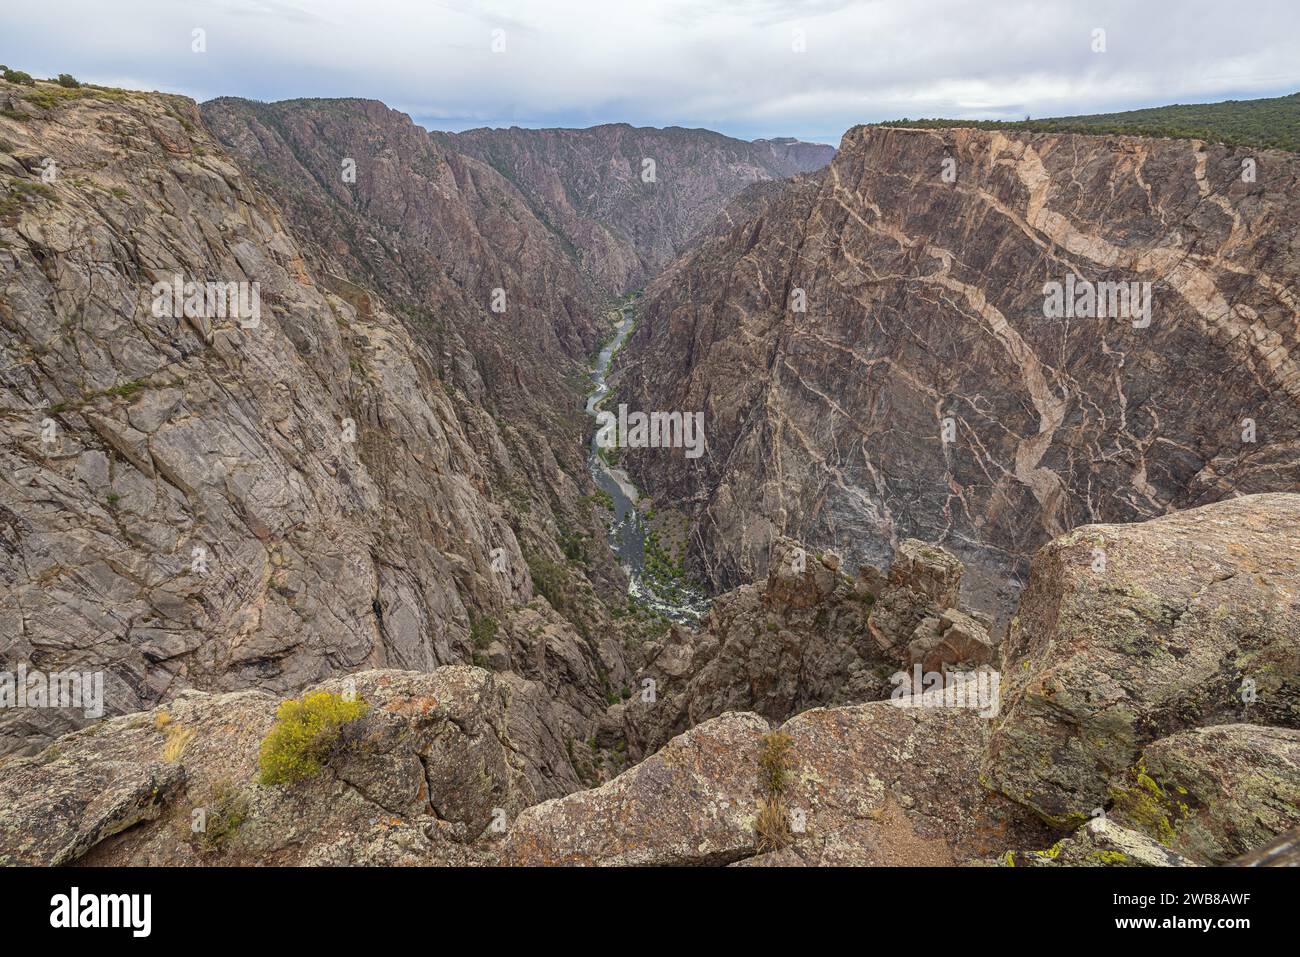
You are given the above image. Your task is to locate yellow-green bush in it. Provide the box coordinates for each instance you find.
[257,691,369,786]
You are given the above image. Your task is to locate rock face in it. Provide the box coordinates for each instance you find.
[621,536,992,756]
[502,711,770,866]
[0,79,625,758]
[200,98,602,364]
[986,493,1300,825]
[614,125,1300,592]
[1118,724,1300,865]
[451,124,834,293]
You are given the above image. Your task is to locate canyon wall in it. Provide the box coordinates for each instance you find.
[615,125,1300,592]
[450,123,834,293]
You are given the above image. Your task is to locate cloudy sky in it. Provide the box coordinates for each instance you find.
[3,0,1298,144]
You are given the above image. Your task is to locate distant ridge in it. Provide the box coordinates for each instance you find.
[877,91,1300,153]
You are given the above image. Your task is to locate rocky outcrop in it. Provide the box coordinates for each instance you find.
[0,668,577,866]
[614,125,1300,593]
[1114,724,1300,865]
[867,538,967,658]
[502,711,770,866]
[907,609,995,674]
[620,536,994,756]
[621,539,855,753]
[986,493,1300,826]
[765,697,1049,866]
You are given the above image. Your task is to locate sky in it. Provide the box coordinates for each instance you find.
[2,0,1299,145]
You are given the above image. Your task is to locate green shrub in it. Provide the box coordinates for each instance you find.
[2,68,35,86]
[257,690,369,786]
[525,549,570,611]
[469,614,498,649]
[55,74,80,88]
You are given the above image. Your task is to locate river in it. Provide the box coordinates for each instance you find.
[585,301,709,622]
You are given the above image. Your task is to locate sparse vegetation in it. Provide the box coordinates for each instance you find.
[525,548,571,612]
[161,720,195,763]
[755,729,795,853]
[470,614,498,649]
[195,780,249,853]
[878,92,1300,154]
[257,690,369,786]
[470,614,498,666]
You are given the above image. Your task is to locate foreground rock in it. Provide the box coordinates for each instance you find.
[986,493,1300,826]
[1002,818,1199,868]
[0,668,578,866]
[768,695,1050,866]
[1230,825,1300,866]
[502,712,769,866]
[1112,724,1300,865]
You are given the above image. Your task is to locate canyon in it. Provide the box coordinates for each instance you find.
[1,73,1297,867]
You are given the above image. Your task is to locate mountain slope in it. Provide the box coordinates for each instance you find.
[449,123,834,293]
[614,124,1300,593]
[0,78,631,759]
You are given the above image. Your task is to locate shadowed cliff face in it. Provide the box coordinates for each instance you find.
[614,125,1300,592]
[449,123,835,293]
[200,97,603,364]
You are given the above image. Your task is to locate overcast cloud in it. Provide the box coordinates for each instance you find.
[2,0,1298,144]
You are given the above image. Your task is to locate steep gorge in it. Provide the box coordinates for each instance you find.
[3,74,1299,869]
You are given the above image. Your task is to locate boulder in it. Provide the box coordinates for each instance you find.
[766,696,1049,866]
[763,537,837,612]
[1112,724,1300,865]
[1005,817,1198,868]
[501,712,770,865]
[907,608,996,672]
[986,493,1300,826]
